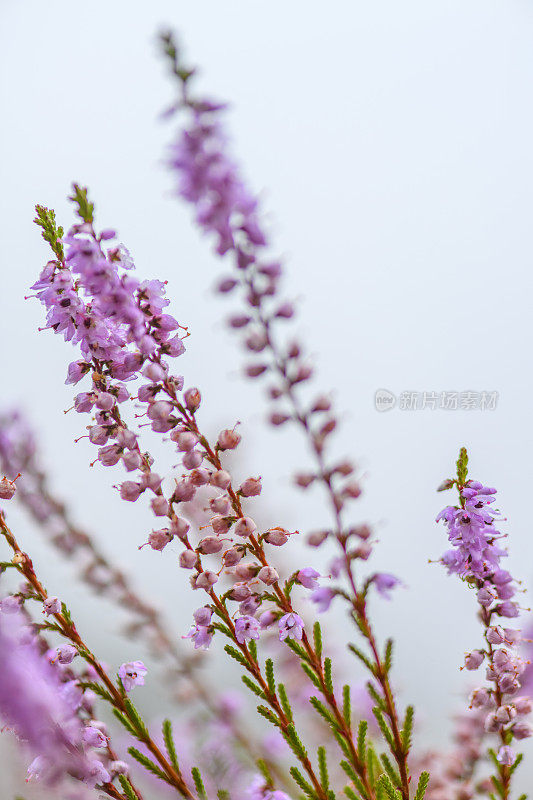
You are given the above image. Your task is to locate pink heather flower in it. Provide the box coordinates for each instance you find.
[278,613,304,642]
[297,568,320,590]
[239,477,262,497]
[1,596,22,614]
[310,586,336,613]
[183,624,213,650]
[0,476,17,500]
[55,645,78,665]
[372,572,401,599]
[464,650,485,670]
[43,597,61,616]
[235,616,261,644]
[496,745,515,766]
[83,725,108,748]
[118,661,147,692]
[0,612,98,786]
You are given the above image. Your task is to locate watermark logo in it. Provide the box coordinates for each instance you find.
[374,390,498,412]
[374,389,396,412]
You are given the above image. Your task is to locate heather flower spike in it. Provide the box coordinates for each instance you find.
[437,446,531,797]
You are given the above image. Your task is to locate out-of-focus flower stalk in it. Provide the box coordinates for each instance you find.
[160,32,413,797]
[0,509,193,799]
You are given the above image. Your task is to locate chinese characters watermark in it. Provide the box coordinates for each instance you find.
[374,389,498,412]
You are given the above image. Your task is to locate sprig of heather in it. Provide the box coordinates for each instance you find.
[436,448,532,799]
[0,510,195,799]
[33,194,344,798]
[0,409,275,772]
[159,32,414,798]
[31,192,389,800]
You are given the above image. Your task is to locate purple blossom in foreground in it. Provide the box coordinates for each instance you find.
[235,615,260,644]
[0,611,108,787]
[278,612,304,642]
[118,660,147,692]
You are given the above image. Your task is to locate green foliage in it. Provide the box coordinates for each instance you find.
[248,639,258,662]
[301,661,322,690]
[217,792,230,800]
[285,638,313,664]
[324,658,334,695]
[313,621,323,662]
[309,696,339,730]
[379,754,400,789]
[401,705,414,753]
[378,773,401,800]
[79,680,115,705]
[339,761,367,799]
[265,658,276,695]
[224,644,250,670]
[34,204,64,261]
[373,708,394,750]
[113,708,140,739]
[128,746,170,784]
[124,696,149,740]
[366,682,386,711]
[278,683,293,722]
[191,767,208,800]
[317,746,329,790]
[289,766,317,800]
[256,759,273,787]
[356,720,367,761]
[162,719,180,772]
[256,704,282,728]
[456,447,469,485]
[69,183,94,224]
[384,639,393,674]
[242,674,267,700]
[342,685,352,729]
[118,774,141,800]
[348,644,376,676]
[283,723,309,763]
[414,771,430,800]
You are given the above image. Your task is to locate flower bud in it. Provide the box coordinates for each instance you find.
[194,571,218,589]
[189,468,210,486]
[174,432,198,451]
[223,547,244,567]
[170,517,190,540]
[197,536,224,555]
[307,530,329,547]
[151,496,170,517]
[239,477,262,497]
[183,450,203,470]
[264,528,290,546]
[217,429,241,451]
[211,515,231,535]
[210,496,232,515]
[184,387,201,412]
[210,470,231,490]
[120,481,143,502]
[464,650,484,670]
[172,480,196,502]
[148,529,173,551]
[513,720,533,739]
[234,517,256,538]
[179,550,198,569]
[234,563,259,581]
[257,566,279,585]
[0,477,17,500]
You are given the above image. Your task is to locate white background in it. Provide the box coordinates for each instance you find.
[1,0,533,795]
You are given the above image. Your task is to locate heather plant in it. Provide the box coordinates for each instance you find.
[0,28,529,800]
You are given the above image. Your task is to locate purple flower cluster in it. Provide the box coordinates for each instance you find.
[437,478,532,768]
[0,610,110,788]
[438,481,518,618]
